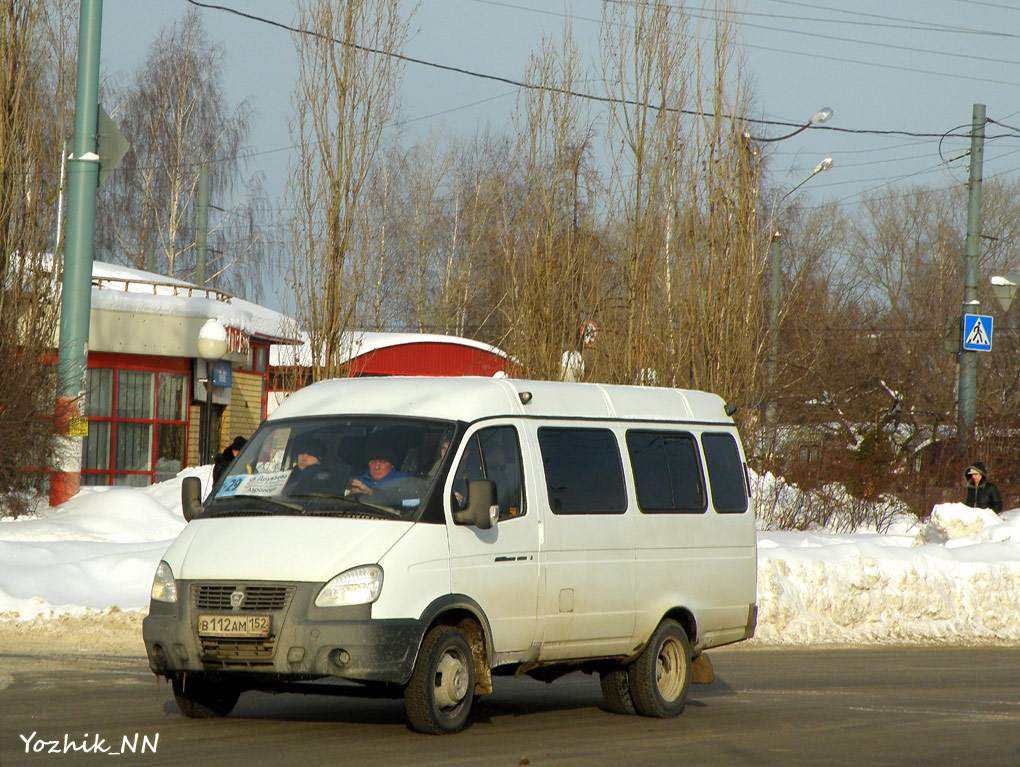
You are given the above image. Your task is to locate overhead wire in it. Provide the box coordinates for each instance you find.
[478,0,1020,86]
[186,0,983,139]
[764,0,1019,35]
[181,0,1020,212]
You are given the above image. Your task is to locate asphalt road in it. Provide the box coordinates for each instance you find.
[1,646,1019,767]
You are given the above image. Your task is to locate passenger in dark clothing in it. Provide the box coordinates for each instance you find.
[212,436,247,484]
[964,462,1003,514]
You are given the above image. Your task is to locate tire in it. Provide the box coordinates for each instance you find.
[172,674,241,718]
[627,619,691,718]
[404,626,476,734]
[600,665,636,715]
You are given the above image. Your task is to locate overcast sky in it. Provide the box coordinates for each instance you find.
[97,1,1020,307]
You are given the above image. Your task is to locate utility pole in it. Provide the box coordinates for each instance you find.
[957,103,986,457]
[765,230,782,457]
[50,0,103,506]
[195,164,209,286]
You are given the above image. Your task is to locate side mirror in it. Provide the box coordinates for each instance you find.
[181,476,204,522]
[453,480,499,530]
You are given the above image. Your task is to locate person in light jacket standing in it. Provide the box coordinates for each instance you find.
[964,461,1003,514]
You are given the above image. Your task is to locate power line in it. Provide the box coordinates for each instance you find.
[764,0,1020,36]
[956,0,1020,12]
[187,0,974,140]
[476,0,1020,91]
[178,0,1020,207]
[115,89,517,172]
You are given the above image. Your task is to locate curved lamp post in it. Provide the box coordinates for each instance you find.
[765,158,835,452]
[749,107,833,143]
[197,318,228,465]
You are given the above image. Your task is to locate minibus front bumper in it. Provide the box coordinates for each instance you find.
[142,580,424,684]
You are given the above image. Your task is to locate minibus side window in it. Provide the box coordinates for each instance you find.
[626,430,706,514]
[538,427,626,515]
[453,426,526,520]
[701,432,749,513]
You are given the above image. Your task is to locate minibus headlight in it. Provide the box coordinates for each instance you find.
[150,561,178,604]
[315,565,383,607]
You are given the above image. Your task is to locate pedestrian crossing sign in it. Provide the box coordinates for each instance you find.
[962,314,993,352]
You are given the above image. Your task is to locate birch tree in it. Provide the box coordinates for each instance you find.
[96,9,270,298]
[496,23,604,381]
[287,0,410,380]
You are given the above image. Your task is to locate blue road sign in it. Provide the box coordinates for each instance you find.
[211,360,232,387]
[962,314,993,352]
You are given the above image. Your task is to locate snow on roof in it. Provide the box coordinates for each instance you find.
[36,256,503,355]
[269,329,509,367]
[89,260,301,344]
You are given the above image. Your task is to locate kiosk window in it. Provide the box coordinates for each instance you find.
[538,427,626,515]
[627,431,706,513]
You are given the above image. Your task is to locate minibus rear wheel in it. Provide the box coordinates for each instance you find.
[404,626,476,734]
[627,619,691,718]
[599,666,636,715]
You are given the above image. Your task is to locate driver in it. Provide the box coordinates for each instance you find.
[283,436,328,493]
[293,437,326,471]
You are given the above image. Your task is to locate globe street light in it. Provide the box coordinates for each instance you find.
[197,318,228,465]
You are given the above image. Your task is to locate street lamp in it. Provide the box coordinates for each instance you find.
[765,158,835,450]
[772,157,835,215]
[748,107,833,143]
[197,318,228,465]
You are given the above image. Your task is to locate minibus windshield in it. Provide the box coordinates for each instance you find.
[203,416,456,520]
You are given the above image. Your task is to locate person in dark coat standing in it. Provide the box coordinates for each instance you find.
[964,461,1003,514]
[213,436,247,484]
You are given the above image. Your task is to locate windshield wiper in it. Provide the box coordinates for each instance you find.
[287,493,404,518]
[207,494,305,515]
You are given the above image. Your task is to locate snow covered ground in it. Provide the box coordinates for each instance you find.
[2,469,1019,645]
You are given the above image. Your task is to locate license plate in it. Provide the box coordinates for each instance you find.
[197,614,271,637]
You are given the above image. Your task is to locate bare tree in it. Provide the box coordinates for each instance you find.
[599,0,690,381]
[596,0,767,423]
[361,131,460,333]
[0,0,75,515]
[287,0,411,380]
[495,23,605,381]
[96,9,270,299]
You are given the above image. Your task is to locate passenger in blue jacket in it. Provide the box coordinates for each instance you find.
[964,462,1003,514]
[347,443,407,495]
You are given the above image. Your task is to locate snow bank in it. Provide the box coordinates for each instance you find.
[3,467,1020,645]
[0,469,199,619]
[754,503,1020,644]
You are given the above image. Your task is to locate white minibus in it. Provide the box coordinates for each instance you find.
[143,376,757,733]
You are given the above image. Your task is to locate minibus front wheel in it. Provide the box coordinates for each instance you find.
[404,626,476,734]
[171,673,241,718]
[627,619,691,718]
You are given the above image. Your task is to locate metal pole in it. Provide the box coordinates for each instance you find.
[50,0,103,506]
[203,367,214,465]
[764,231,782,459]
[957,103,985,457]
[195,165,208,286]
